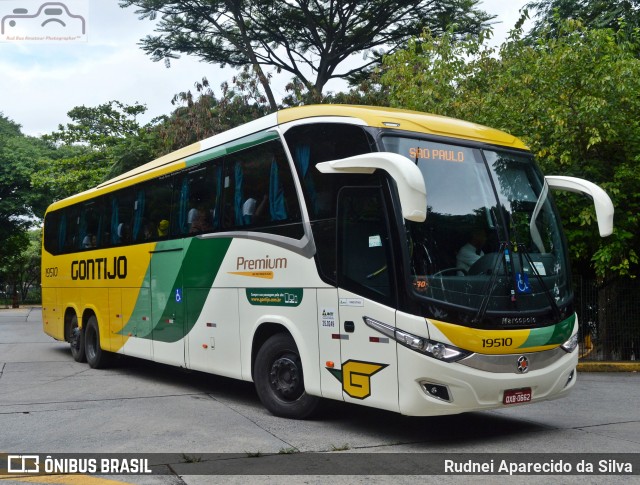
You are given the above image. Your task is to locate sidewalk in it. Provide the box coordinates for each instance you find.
[577,361,640,372]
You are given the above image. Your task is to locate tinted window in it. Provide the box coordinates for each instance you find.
[221,139,303,237]
[43,135,305,255]
[284,123,376,220]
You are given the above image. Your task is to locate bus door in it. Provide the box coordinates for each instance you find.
[334,187,400,413]
[150,239,186,367]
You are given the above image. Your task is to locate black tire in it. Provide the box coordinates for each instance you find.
[84,315,111,369]
[69,314,86,363]
[253,333,320,419]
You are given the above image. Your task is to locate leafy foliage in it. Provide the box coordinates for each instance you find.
[0,116,53,242]
[153,74,270,153]
[525,0,640,47]
[0,115,53,302]
[0,229,41,303]
[382,21,640,279]
[33,101,159,200]
[120,0,494,103]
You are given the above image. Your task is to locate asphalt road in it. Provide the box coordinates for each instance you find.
[1,307,639,485]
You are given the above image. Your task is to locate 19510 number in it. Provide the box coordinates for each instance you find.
[481,337,513,348]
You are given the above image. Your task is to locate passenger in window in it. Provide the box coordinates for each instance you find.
[456,228,487,273]
[82,234,96,249]
[143,221,154,240]
[189,201,214,234]
[157,219,170,237]
[117,223,130,243]
[242,193,268,225]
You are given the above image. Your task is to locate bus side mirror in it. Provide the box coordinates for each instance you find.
[545,175,614,237]
[316,152,427,222]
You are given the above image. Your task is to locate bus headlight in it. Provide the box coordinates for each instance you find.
[561,333,579,353]
[364,317,471,363]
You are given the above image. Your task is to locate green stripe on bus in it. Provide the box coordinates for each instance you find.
[518,314,575,349]
[184,131,280,167]
[120,237,232,342]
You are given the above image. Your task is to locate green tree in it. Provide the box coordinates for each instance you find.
[154,74,270,153]
[525,0,640,45]
[381,22,640,281]
[33,101,159,199]
[0,114,52,307]
[0,115,53,245]
[120,0,494,105]
[0,229,41,305]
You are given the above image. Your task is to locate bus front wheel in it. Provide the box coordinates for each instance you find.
[84,315,111,369]
[254,333,319,419]
[69,315,86,363]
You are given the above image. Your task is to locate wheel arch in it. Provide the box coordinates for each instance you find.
[251,321,290,381]
[82,306,107,350]
[249,317,321,397]
[63,306,80,342]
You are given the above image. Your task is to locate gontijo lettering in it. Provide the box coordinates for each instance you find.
[71,256,127,280]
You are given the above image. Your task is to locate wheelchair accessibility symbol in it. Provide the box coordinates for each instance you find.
[175,288,182,303]
[516,272,531,294]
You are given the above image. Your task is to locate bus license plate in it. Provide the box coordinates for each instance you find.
[503,388,532,405]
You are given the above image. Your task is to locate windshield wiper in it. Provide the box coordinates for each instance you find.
[473,242,562,325]
[473,242,510,325]
[516,243,562,321]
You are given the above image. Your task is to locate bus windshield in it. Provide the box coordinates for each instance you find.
[383,136,572,326]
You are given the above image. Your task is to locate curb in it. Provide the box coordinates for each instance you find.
[578,361,640,372]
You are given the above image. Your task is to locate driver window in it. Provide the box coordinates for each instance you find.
[337,187,395,305]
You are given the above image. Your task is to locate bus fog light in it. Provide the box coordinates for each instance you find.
[561,334,578,353]
[565,369,575,387]
[421,382,452,402]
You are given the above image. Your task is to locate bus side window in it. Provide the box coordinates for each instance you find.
[107,189,134,246]
[285,123,375,219]
[172,165,217,237]
[78,200,103,250]
[232,157,270,227]
[131,177,173,242]
[154,176,174,240]
[43,211,61,255]
[221,140,302,233]
[186,164,218,235]
[64,205,80,252]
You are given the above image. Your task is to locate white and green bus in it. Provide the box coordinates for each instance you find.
[42,105,613,418]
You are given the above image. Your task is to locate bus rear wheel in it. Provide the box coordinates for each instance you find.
[69,315,86,363]
[254,333,320,419]
[84,315,111,369]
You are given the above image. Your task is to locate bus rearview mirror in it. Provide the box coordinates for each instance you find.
[316,152,427,222]
[545,175,614,237]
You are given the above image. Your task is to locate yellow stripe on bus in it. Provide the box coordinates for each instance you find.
[429,319,560,355]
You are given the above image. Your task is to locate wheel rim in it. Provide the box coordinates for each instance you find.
[268,353,304,401]
[70,326,81,352]
[86,327,96,361]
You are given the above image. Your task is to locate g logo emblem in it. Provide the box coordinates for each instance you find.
[326,360,388,399]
